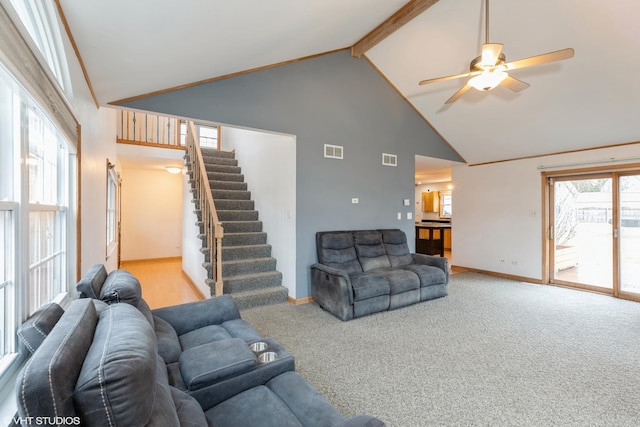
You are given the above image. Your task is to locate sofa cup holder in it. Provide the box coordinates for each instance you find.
[258,351,278,364]
[250,341,268,353]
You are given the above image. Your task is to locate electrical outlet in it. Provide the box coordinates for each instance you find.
[352,198,359,204]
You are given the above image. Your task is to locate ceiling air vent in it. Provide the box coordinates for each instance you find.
[324,144,343,159]
[382,153,397,167]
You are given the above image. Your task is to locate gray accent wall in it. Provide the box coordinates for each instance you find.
[123,49,463,299]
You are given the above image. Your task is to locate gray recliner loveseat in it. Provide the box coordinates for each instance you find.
[311,229,449,321]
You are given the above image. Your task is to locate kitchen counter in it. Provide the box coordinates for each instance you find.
[415,222,451,257]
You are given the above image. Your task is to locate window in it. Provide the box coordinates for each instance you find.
[8,0,71,93]
[180,121,219,148]
[0,208,16,364]
[440,192,452,218]
[0,0,78,386]
[0,62,76,378]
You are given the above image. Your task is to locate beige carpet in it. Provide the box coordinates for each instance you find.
[241,272,640,426]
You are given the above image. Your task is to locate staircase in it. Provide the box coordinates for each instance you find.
[190,147,288,309]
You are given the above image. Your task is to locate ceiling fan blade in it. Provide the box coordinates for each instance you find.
[419,71,479,86]
[445,84,472,104]
[501,75,530,92]
[505,48,574,71]
[481,43,503,67]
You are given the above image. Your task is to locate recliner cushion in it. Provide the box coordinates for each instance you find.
[353,231,391,271]
[16,299,98,419]
[99,269,143,307]
[349,272,390,301]
[154,314,182,364]
[380,229,414,267]
[316,232,363,274]
[73,303,158,425]
[171,387,208,427]
[75,263,107,299]
[375,268,420,294]
[17,302,64,354]
[205,385,304,427]
[179,324,232,350]
[401,264,447,287]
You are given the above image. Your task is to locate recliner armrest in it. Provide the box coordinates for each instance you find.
[151,295,242,336]
[411,253,449,282]
[310,263,355,321]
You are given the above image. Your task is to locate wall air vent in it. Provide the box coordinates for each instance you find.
[324,144,343,159]
[382,153,397,167]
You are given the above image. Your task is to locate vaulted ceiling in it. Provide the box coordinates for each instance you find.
[59,0,640,166]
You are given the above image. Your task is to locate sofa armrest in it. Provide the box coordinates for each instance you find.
[310,263,355,321]
[151,295,241,336]
[411,253,449,283]
[334,415,386,427]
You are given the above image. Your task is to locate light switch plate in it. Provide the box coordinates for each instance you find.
[397,212,401,220]
[407,212,412,220]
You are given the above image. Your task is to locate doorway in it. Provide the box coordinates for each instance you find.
[546,171,640,300]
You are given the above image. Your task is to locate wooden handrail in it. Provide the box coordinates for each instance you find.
[185,120,224,295]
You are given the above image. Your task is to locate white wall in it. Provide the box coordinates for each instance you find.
[222,127,297,298]
[120,167,182,261]
[56,10,120,275]
[182,173,210,297]
[453,144,640,280]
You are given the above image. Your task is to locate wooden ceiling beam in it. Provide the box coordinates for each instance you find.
[351,0,439,58]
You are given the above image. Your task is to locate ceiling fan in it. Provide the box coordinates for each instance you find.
[418,0,574,104]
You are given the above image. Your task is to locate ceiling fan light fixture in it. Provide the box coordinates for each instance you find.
[468,69,508,91]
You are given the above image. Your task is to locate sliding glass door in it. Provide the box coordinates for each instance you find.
[619,174,640,295]
[548,171,640,299]
[551,176,613,290]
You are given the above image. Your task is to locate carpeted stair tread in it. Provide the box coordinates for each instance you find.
[217,210,259,222]
[215,199,255,211]
[221,220,263,233]
[207,171,244,182]
[222,257,277,276]
[229,286,288,310]
[222,232,267,246]
[200,156,238,167]
[209,180,248,191]
[212,189,252,200]
[201,148,235,158]
[205,163,242,175]
[221,270,284,293]
[221,244,272,261]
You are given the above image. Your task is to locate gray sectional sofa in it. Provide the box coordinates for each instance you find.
[13,265,384,427]
[311,229,449,321]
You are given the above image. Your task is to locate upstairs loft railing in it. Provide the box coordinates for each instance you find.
[184,120,224,296]
[116,110,220,150]
[117,110,182,149]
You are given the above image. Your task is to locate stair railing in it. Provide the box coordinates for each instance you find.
[185,120,224,295]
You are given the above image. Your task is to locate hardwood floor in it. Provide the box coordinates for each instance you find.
[120,258,203,309]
